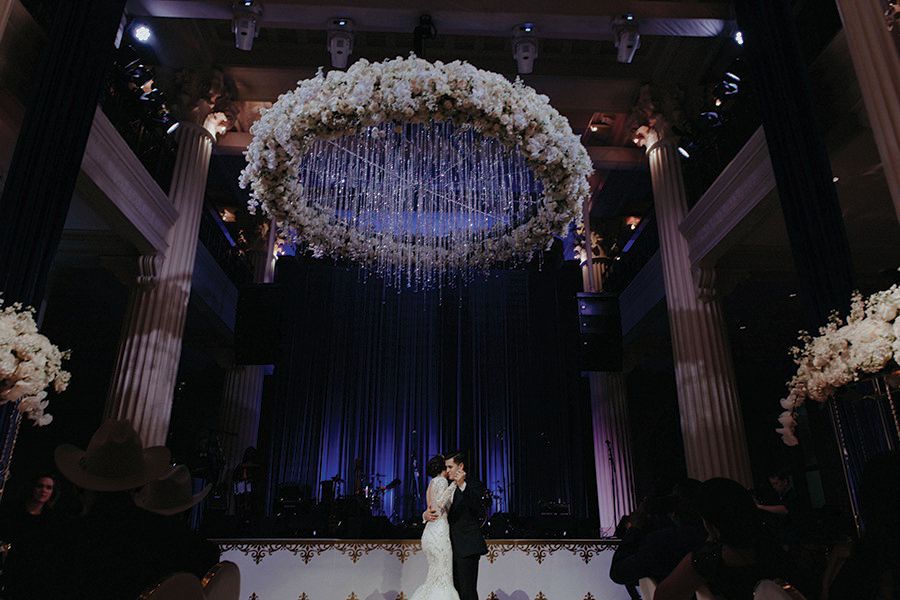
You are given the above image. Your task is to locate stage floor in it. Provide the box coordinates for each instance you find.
[216,538,622,600]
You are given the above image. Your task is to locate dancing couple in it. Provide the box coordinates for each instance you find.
[411,451,488,600]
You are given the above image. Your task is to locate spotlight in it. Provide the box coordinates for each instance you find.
[232,1,263,51]
[512,23,538,74]
[133,24,151,43]
[734,30,744,45]
[327,17,354,68]
[677,146,690,158]
[612,15,640,63]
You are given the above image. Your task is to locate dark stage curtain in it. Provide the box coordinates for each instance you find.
[263,256,597,523]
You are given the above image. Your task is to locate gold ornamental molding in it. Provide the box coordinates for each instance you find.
[217,539,617,566]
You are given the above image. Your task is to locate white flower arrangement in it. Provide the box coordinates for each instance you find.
[0,299,70,426]
[239,55,593,271]
[777,282,900,445]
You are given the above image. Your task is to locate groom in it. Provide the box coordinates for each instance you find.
[425,450,488,600]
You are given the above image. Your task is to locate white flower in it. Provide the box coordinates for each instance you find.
[0,299,69,426]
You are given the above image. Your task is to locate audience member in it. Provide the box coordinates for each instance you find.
[755,468,801,550]
[0,473,60,598]
[45,419,174,599]
[133,464,221,578]
[654,477,789,600]
[827,450,900,600]
[610,479,707,586]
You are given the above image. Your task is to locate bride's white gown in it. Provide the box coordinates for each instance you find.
[411,476,459,600]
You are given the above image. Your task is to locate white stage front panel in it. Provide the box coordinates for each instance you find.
[217,539,623,600]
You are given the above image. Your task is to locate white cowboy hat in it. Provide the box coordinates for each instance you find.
[54,419,171,492]
[134,464,211,516]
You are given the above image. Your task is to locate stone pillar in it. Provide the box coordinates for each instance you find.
[588,371,635,534]
[835,0,900,223]
[219,220,277,470]
[636,118,753,486]
[105,117,224,445]
[580,203,635,533]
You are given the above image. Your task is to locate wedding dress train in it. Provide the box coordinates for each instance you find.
[411,476,459,600]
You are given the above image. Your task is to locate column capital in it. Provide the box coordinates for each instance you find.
[632,84,688,151]
[693,266,718,302]
[136,254,162,290]
[169,67,238,138]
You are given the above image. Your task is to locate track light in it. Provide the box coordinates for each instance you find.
[327,18,354,68]
[512,23,538,74]
[232,1,263,51]
[612,15,640,63]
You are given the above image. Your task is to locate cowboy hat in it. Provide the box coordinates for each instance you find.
[54,419,171,492]
[134,464,211,515]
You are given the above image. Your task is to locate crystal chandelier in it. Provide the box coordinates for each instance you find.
[294,121,542,288]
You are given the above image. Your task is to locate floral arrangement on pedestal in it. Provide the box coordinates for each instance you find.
[0,299,70,426]
[239,55,592,282]
[777,283,900,445]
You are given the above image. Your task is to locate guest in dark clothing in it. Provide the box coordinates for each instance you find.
[655,478,789,600]
[0,473,61,599]
[755,469,801,550]
[610,479,707,586]
[44,419,176,599]
[828,450,900,600]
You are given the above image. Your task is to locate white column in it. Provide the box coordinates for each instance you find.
[640,127,753,486]
[835,0,900,223]
[105,121,216,446]
[219,220,277,469]
[580,205,635,534]
[589,371,635,534]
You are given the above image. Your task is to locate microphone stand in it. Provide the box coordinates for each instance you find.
[606,439,618,533]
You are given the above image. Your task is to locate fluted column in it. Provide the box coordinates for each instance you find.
[219,220,277,469]
[835,0,900,223]
[105,120,218,445]
[639,125,753,486]
[589,371,635,534]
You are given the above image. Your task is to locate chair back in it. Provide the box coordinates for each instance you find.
[638,577,657,600]
[202,560,241,600]
[754,579,808,600]
[138,572,205,600]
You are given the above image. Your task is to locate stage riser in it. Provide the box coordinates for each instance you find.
[218,539,620,600]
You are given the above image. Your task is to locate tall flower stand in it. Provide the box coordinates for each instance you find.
[0,401,23,503]
[829,371,899,534]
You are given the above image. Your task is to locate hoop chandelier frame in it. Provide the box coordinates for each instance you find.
[240,55,593,283]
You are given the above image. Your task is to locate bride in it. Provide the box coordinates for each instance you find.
[411,454,460,600]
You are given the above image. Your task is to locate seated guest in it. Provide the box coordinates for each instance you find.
[655,478,789,600]
[828,450,900,600]
[133,464,221,578]
[0,473,61,598]
[610,478,707,586]
[46,419,173,600]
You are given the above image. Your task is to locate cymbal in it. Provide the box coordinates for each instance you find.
[331,475,344,482]
[385,478,401,489]
[373,473,386,477]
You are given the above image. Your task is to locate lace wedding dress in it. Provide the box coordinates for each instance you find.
[411,476,459,600]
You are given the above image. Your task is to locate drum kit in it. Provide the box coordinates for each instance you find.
[319,472,402,517]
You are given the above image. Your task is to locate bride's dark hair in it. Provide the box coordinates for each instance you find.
[426,454,446,478]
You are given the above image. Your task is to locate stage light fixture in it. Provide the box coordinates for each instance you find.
[232,1,263,51]
[512,23,538,74]
[327,17,354,68]
[612,15,640,63]
[734,30,744,45]
[133,24,151,42]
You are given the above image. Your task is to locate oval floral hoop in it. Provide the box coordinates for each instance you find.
[239,55,593,273]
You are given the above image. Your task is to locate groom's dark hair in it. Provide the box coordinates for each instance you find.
[445,450,466,467]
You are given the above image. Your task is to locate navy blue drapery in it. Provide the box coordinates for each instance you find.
[262,256,597,523]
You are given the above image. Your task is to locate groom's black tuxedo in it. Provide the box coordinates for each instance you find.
[448,477,488,600]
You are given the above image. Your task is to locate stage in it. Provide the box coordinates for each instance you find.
[217,538,622,600]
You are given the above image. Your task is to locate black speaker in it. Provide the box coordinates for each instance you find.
[576,292,623,372]
[234,283,283,365]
